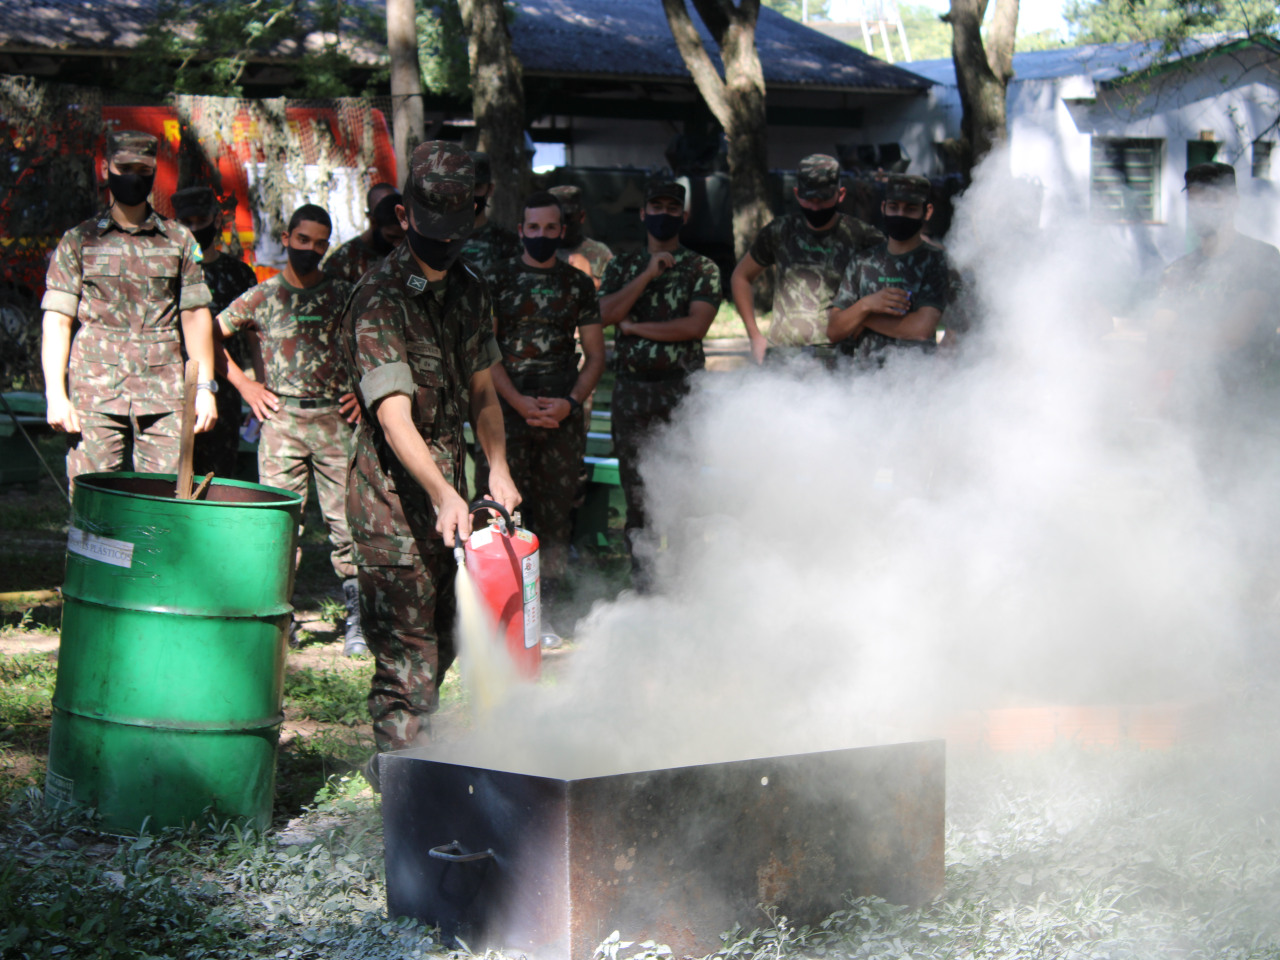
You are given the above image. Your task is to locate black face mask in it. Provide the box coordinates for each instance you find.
[883,214,925,242]
[801,204,838,229]
[109,171,154,207]
[369,227,396,254]
[406,226,462,272]
[474,195,488,216]
[645,212,683,241]
[522,234,560,263]
[561,220,584,248]
[287,245,323,277]
[191,222,219,250]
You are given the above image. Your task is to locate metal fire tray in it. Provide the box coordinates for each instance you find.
[381,740,944,959]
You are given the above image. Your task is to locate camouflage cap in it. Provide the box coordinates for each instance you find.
[106,130,158,169]
[408,141,476,241]
[170,185,217,220]
[797,154,840,201]
[1184,161,1236,192]
[884,174,932,205]
[469,151,492,187]
[548,184,583,216]
[645,180,686,205]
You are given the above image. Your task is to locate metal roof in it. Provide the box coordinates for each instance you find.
[902,32,1278,86]
[510,0,930,90]
[0,0,930,92]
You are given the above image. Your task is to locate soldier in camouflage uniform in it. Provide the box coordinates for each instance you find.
[549,184,614,289]
[42,131,218,481]
[828,174,953,368]
[321,183,405,283]
[172,185,259,478]
[732,154,883,365]
[458,151,522,272]
[485,190,605,603]
[599,180,722,586]
[341,142,519,754]
[216,204,367,655]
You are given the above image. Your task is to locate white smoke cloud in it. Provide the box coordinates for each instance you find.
[438,149,1274,784]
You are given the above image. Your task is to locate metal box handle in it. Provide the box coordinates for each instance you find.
[429,840,496,863]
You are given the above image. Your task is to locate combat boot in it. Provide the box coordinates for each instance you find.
[342,578,368,657]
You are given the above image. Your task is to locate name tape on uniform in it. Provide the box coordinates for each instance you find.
[67,527,135,568]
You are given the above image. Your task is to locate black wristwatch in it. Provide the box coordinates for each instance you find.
[566,395,583,414]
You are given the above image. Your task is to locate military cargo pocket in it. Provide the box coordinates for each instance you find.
[138,256,180,301]
[406,343,444,387]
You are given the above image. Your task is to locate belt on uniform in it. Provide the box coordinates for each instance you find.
[279,396,343,409]
[615,369,692,384]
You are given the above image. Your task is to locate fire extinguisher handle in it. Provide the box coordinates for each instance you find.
[469,498,513,534]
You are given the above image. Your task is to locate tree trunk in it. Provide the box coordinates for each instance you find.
[387,0,424,184]
[458,0,528,231]
[947,0,1018,179]
[662,0,770,262]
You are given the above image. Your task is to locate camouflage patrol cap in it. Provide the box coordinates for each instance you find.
[645,180,686,205]
[408,141,476,241]
[469,151,492,187]
[170,186,217,220]
[884,174,932,205]
[549,184,583,217]
[797,154,840,201]
[1184,161,1236,192]
[106,130,158,169]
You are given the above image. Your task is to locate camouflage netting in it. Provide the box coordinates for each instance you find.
[0,81,396,392]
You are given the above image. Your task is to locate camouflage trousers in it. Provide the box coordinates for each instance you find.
[192,374,243,478]
[67,408,181,484]
[358,551,457,751]
[610,375,690,538]
[499,397,586,586]
[258,403,356,579]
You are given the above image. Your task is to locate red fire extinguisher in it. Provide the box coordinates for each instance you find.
[456,499,541,680]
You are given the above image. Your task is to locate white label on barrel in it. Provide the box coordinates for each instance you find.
[67,527,134,568]
[522,551,540,649]
[45,769,74,806]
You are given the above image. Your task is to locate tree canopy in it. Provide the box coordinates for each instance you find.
[1064,0,1278,45]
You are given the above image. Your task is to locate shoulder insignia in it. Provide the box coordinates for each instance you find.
[406,275,427,292]
[97,219,109,230]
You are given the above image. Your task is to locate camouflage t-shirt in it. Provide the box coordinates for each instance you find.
[556,236,614,281]
[322,233,386,284]
[486,257,601,382]
[341,244,501,562]
[219,274,354,399]
[750,212,883,346]
[599,247,723,378]
[460,221,522,273]
[831,241,953,360]
[202,252,259,369]
[1155,232,1280,387]
[42,207,212,416]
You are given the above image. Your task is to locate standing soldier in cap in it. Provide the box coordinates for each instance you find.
[598,179,722,587]
[549,184,614,289]
[215,203,366,655]
[458,151,522,272]
[486,190,606,616]
[732,154,882,365]
[42,130,218,480]
[322,183,406,283]
[827,174,952,367]
[341,142,520,757]
[171,184,259,478]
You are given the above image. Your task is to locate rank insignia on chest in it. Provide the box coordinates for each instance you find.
[406,275,428,292]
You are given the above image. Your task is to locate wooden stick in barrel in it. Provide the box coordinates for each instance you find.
[175,359,199,499]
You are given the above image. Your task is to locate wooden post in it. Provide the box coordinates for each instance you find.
[175,359,199,500]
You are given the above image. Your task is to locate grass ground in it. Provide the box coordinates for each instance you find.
[3,432,1279,960]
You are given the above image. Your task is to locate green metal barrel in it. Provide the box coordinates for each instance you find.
[46,472,302,833]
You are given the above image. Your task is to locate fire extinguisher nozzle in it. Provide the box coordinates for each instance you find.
[454,544,466,566]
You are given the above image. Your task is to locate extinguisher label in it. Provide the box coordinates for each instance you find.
[522,551,540,649]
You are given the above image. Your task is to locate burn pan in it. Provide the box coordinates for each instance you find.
[381,739,945,960]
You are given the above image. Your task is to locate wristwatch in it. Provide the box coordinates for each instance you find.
[196,380,219,394]
[566,395,583,414]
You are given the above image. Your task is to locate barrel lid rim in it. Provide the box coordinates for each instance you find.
[72,471,305,508]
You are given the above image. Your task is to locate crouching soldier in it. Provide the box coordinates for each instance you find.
[215,204,366,654]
